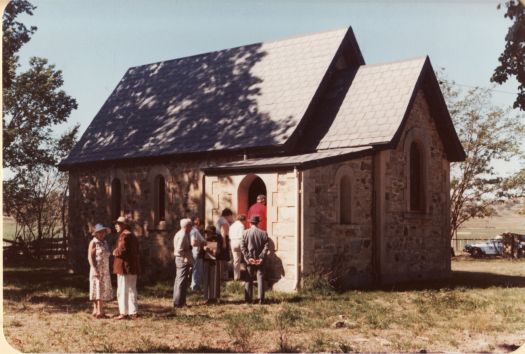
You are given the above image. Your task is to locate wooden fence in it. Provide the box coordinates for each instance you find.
[3,238,67,261]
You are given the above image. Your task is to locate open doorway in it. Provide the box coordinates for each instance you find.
[238,174,267,215]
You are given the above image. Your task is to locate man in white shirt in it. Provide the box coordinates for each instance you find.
[173,218,193,308]
[229,214,248,281]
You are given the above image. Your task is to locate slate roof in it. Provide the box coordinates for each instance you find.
[204,146,372,173]
[317,57,427,150]
[60,27,465,170]
[60,28,359,167]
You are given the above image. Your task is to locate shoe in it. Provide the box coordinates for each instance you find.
[245,299,252,304]
[258,299,265,305]
[95,313,110,319]
[129,314,140,320]
[114,314,127,320]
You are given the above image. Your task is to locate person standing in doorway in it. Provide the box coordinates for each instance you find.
[229,214,248,281]
[241,215,269,304]
[112,216,140,320]
[173,218,193,308]
[247,194,267,231]
[216,208,233,280]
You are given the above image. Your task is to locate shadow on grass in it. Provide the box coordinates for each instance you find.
[5,260,525,314]
[125,345,233,353]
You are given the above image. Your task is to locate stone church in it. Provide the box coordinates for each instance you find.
[60,27,465,291]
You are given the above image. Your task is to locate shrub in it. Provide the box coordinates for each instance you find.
[224,312,268,352]
[275,304,302,352]
[301,273,336,296]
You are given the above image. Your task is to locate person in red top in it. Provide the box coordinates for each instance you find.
[247,194,267,231]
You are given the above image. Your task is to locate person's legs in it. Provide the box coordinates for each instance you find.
[191,256,203,291]
[256,266,265,303]
[173,258,183,306]
[117,274,128,315]
[232,247,241,281]
[244,266,254,302]
[202,261,210,301]
[127,274,138,315]
[214,262,221,300]
[92,301,97,315]
[180,262,191,305]
[174,258,191,306]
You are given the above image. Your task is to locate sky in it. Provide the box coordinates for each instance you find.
[15,0,524,175]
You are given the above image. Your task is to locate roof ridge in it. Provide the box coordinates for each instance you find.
[361,55,428,68]
[127,27,351,71]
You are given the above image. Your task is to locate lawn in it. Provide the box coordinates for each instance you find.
[2,217,17,241]
[3,258,525,353]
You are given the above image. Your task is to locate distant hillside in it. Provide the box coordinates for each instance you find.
[457,198,525,239]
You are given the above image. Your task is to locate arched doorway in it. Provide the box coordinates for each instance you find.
[238,174,267,215]
[248,177,267,207]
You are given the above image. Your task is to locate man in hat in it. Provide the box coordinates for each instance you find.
[173,218,193,308]
[112,216,140,319]
[241,215,269,304]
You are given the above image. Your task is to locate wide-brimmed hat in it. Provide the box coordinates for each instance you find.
[114,216,129,225]
[93,224,110,235]
[250,215,260,225]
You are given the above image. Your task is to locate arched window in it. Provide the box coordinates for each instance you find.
[409,142,424,211]
[154,175,166,222]
[339,175,352,224]
[111,178,121,219]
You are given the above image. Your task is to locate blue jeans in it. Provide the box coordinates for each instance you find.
[191,254,203,291]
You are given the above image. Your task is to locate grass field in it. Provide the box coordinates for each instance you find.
[457,199,525,240]
[3,258,525,353]
[2,216,17,241]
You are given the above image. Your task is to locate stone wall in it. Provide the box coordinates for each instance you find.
[69,163,298,290]
[302,157,374,289]
[380,89,451,283]
[204,172,298,292]
[68,160,215,281]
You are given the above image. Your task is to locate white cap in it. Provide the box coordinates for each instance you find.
[180,218,192,229]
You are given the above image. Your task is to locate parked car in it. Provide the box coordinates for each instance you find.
[464,236,504,257]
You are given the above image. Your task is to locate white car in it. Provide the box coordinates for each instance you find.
[464,236,504,257]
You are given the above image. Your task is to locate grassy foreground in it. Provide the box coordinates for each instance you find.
[3,258,525,353]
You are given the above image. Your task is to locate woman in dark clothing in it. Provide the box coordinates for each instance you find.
[202,225,221,303]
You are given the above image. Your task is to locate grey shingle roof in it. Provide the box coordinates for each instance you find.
[60,27,465,170]
[317,57,427,150]
[204,146,372,173]
[60,28,352,167]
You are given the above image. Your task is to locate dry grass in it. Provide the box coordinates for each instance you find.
[3,258,525,353]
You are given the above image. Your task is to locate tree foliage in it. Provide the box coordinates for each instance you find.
[3,0,78,255]
[491,0,525,110]
[3,57,78,168]
[2,0,36,89]
[440,75,525,238]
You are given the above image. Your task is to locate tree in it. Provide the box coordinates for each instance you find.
[491,0,525,110]
[3,57,78,169]
[2,0,37,89]
[439,75,525,238]
[3,0,79,258]
[502,168,525,214]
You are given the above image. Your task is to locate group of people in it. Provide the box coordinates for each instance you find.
[87,194,268,319]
